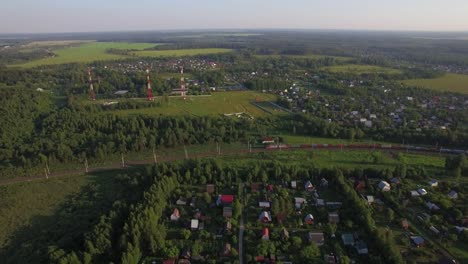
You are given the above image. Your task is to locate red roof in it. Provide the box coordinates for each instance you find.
[162,259,176,264]
[263,228,269,237]
[221,195,234,203]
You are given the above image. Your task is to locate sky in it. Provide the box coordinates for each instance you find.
[1,0,468,33]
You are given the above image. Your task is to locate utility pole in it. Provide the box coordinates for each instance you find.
[152,147,157,164]
[84,157,89,173]
[45,162,50,175]
[121,153,125,168]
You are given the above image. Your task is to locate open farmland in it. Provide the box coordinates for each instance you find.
[403,73,468,95]
[323,64,402,74]
[105,91,276,117]
[11,42,232,68]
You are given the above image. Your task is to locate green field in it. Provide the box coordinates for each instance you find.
[0,175,89,249]
[254,54,352,62]
[12,42,232,68]
[403,73,468,95]
[104,91,276,117]
[131,48,232,58]
[323,64,402,74]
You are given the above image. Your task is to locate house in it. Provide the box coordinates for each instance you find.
[354,180,366,191]
[206,184,215,194]
[190,219,199,230]
[308,232,325,246]
[223,243,232,256]
[305,181,314,191]
[291,181,297,189]
[378,181,391,192]
[261,228,270,240]
[401,219,409,230]
[355,241,369,254]
[316,199,325,207]
[410,190,420,197]
[176,197,187,205]
[295,197,306,210]
[320,178,329,187]
[223,207,233,218]
[410,236,425,247]
[180,248,191,259]
[259,211,272,223]
[326,202,342,209]
[266,184,274,192]
[251,182,261,192]
[262,137,275,144]
[259,201,271,208]
[341,233,355,246]
[225,221,232,233]
[162,258,176,264]
[448,190,458,199]
[305,214,314,225]
[426,202,440,211]
[390,177,401,185]
[170,208,180,221]
[365,195,375,205]
[217,195,234,206]
[417,188,428,196]
[328,212,340,224]
[430,226,440,235]
[324,254,338,264]
[282,227,290,239]
[428,179,438,187]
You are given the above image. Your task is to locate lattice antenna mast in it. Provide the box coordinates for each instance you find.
[88,68,96,101]
[180,67,186,90]
[146,67,154,101]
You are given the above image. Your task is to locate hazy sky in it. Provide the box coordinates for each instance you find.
[1,0,468,33]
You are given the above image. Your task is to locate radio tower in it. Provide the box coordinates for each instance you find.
[87,68,96,101]
[146,67,154,101]
[180,66,187,98]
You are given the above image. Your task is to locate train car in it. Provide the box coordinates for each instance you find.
[300,144,312,149]
[380,144,392,149]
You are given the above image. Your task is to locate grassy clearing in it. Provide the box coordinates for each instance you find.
[13,42,159,68]
[21,40,93,48]
[254,54,352,62]
[131,48,232,58]
[106,91,276,117]
[402,73,468,95]
[323,64,402,74]
[0,175,89,248]
[278,134,391,145]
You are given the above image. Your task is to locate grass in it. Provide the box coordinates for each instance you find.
[254,54,352,62]
[13,42,159,68]
[21,40,93,48]
[11,42,232,68]
[323,64,402,74]
[105,91,276,117]
[0,175,89,249]
[402,73,468,95]
[131,48,232,58]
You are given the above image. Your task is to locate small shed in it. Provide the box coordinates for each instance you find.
[308,232,325,246]
[259,211,272,223]
[305,214,314,225]
[378,181,391,192]
[305,180,314,191]
[190,219,199,230]
[428,179,438,187]
[170,208,180,221]
[328,212,340,224]
[448,190,458,199]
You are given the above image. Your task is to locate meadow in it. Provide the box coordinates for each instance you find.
[12,42,232,68]
[323,64,402,74]
[403,73,468,95]
[105,91,276,117]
